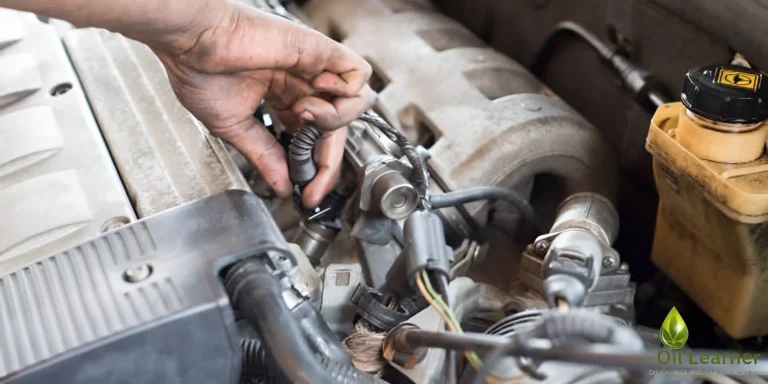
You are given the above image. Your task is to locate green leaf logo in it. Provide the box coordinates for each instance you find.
[660,307,688,349]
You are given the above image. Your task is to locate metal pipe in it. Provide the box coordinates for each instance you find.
[394,328,768,372]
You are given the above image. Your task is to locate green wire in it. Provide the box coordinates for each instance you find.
[420,271,484,367]
[421,271,462,330]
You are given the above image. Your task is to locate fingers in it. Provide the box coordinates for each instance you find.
[301,127,347,208]
[321,41,372,96]
[293,31,371,98]
[214,117,292,198]
[292,84,377,130]
[310,51,372,97]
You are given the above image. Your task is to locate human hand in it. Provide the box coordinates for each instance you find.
[150,2,375,207]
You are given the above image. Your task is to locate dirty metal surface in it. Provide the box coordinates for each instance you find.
[303,0,617,223]
[63,29,249,218]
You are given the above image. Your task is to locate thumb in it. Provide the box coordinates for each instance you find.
[214,117,292,198]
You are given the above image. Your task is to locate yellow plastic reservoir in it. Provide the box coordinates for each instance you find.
[647,101,768,338]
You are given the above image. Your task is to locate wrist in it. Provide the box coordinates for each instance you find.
[128,0,235,57]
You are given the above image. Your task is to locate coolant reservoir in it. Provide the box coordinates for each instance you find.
[646,64,768,339]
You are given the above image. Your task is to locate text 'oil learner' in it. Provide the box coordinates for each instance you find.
[659,307,762,365]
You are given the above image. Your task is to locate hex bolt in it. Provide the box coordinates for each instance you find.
[534,239,550,256]
[123,264,153,283]
[602,257,616,268]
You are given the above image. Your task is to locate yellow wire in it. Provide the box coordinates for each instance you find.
[415,274,456,331]
[421,271,464,331]
[416,272,483,369]
[416,271,523,384]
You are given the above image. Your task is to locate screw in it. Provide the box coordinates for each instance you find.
[534,240,550,255]
[619,262,630,271]
[602,257,616,268]
[123,264,153,283]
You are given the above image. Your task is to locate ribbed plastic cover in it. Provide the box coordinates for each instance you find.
[0,190,291,383]
[0,9,134,274]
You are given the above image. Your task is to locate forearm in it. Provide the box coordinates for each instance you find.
[0,0,229,52]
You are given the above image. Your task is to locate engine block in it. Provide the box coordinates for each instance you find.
[304,0,618,228]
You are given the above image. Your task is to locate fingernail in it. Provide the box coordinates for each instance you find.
[300,111,315,121]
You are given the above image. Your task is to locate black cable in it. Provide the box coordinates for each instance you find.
[359,111,432,210]
[430,187,541,237]
[532,21,614,77]
[531,21,669,110]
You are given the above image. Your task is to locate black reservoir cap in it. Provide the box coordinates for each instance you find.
[681,65,768,124]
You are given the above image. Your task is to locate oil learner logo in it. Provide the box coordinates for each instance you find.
[657,307,762,367]
[717,69,760,91]
[660,307,688,349]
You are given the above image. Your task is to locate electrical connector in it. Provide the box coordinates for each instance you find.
[401,210,454,286]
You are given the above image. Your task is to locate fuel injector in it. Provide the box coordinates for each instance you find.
[287,125,347,264]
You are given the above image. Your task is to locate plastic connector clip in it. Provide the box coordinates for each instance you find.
[402,210,454,286]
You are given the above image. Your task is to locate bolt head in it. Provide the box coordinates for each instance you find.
[603,257,616,268]
[534,240,550,255]
[123,264,153,283]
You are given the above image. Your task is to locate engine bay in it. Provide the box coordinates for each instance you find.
[1,0,768,383]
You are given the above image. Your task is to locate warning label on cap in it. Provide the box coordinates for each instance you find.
[717,68,760,91]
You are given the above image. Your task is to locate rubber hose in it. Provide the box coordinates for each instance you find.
[240,338,276,384]
[538,310,644,351]
[240,337,386,384]
[289,125,322,187]
[224,259,336,384]
[291,299,353,365]
[429,187,541,237]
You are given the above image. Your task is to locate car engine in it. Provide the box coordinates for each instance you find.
[1,0,768,383]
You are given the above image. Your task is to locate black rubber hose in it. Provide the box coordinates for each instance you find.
[532,21,669,110]
[531,21,614,78]
[240,337,386,384]
[291,300,352,365]
[288,125,323,188]
[429,187,541,237]
[224,259,336,384]
[240,338,274,384]
[537,310,644,351]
